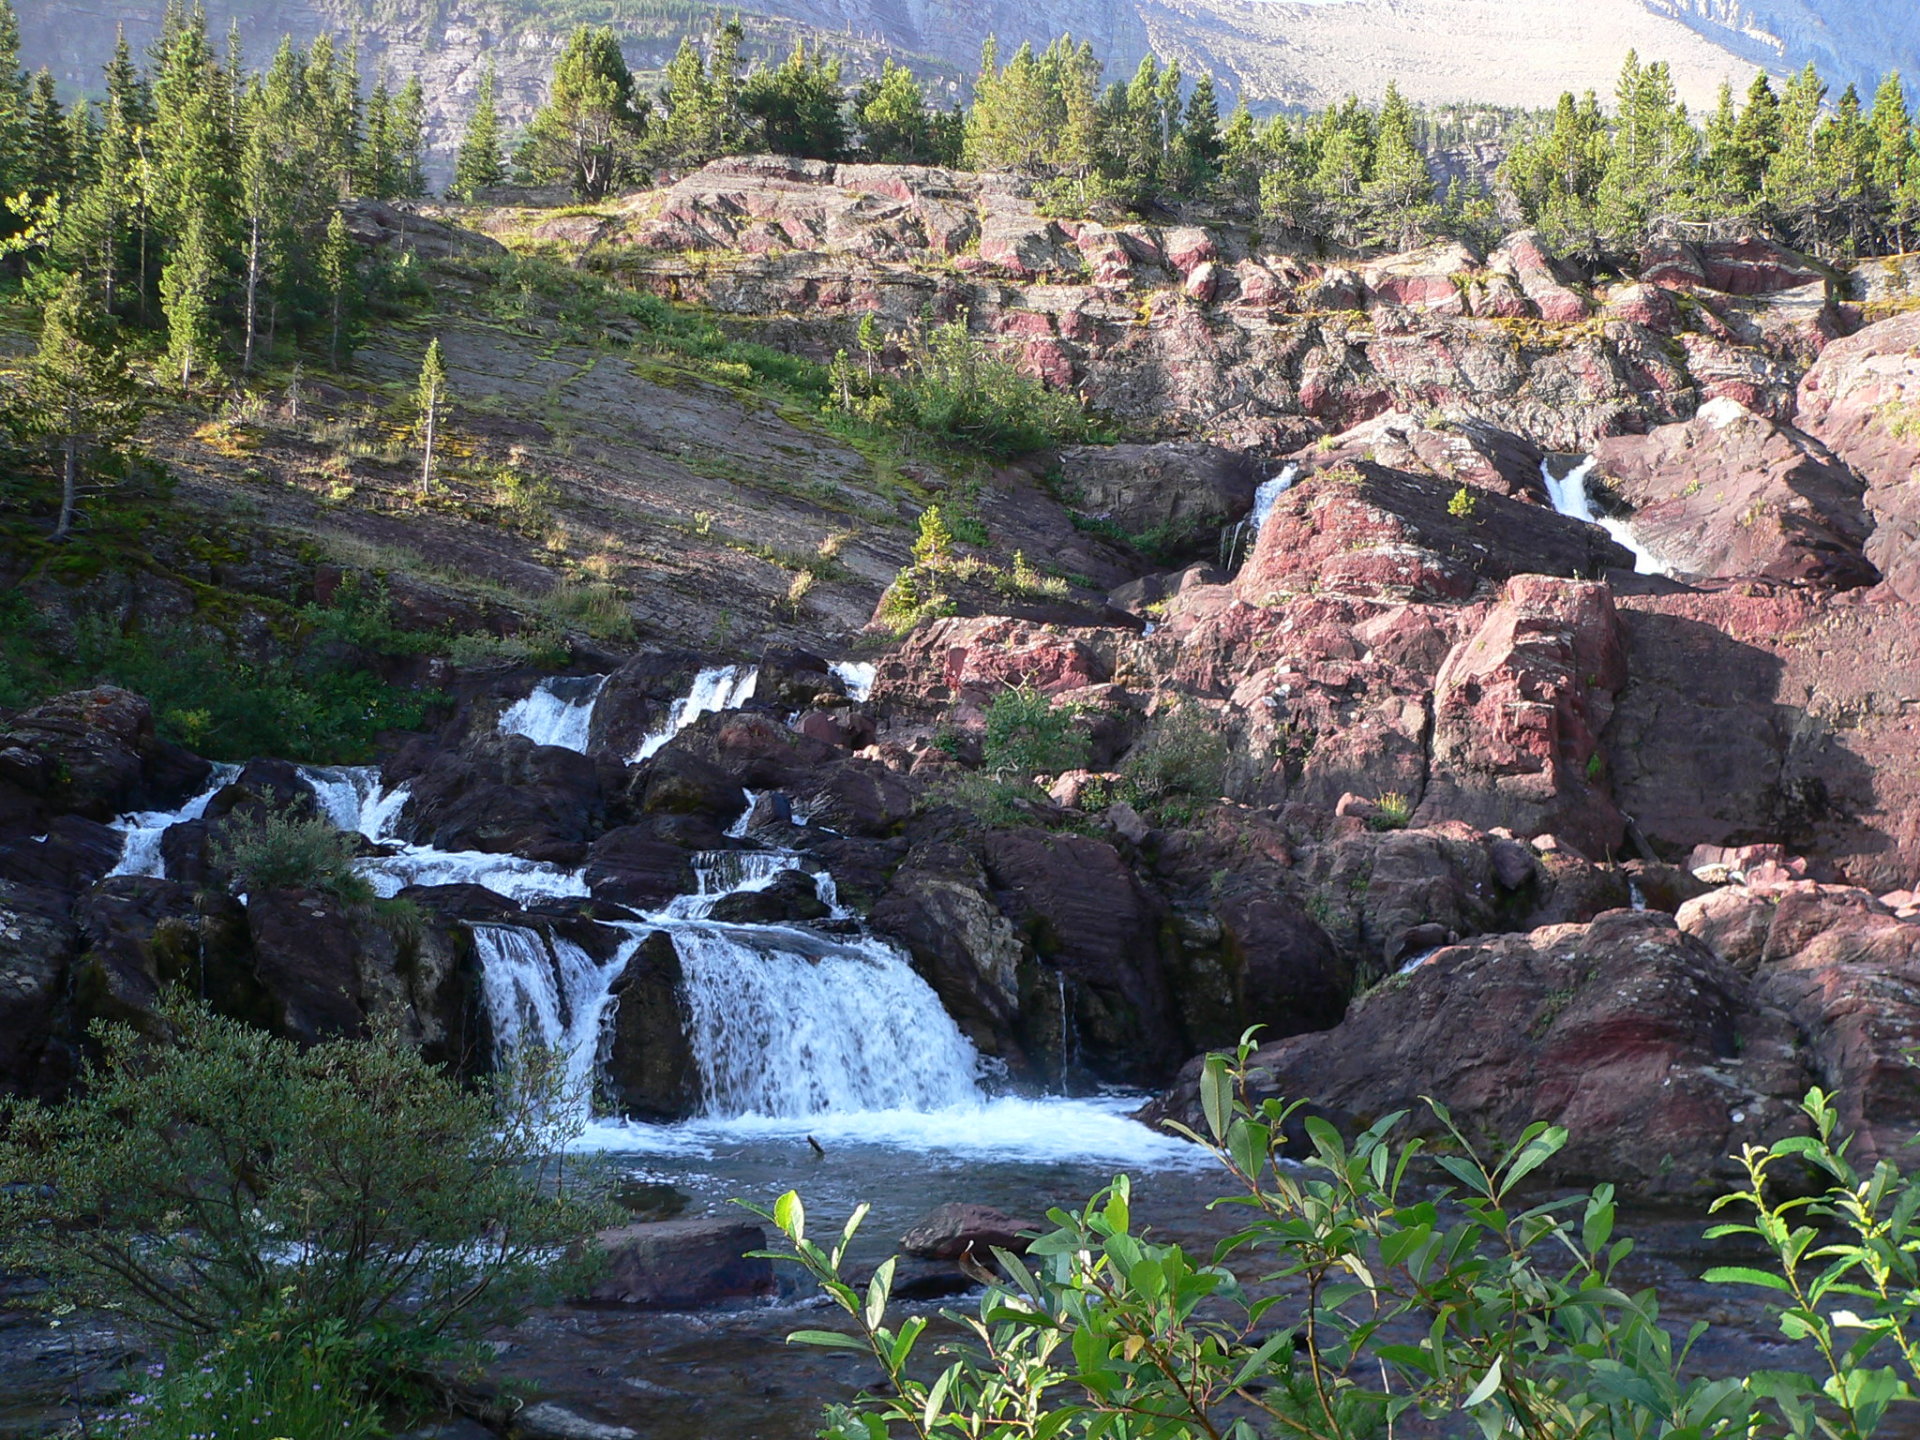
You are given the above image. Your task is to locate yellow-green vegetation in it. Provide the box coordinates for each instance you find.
[876,506,1072,637]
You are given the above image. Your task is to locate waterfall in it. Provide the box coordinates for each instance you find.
[1541,457,1670,576]
[298,765,410,841]
[661,849,839,921]
[632,665,760,762]
[1224,463,1298,570]
[472,923,640,1106]
[671,927,981,1118]
[498,675,608,753]
[829,660,876,702]
[106,764,241,878]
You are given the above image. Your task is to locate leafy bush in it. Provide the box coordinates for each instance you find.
[983,686,1088,779]
[211,802,372,903]
[1368,790,1414,830]
[896,316,1105,458]
[761,1048,1920,1440]
[0,998,606,1370]
[1120,703,1231,809]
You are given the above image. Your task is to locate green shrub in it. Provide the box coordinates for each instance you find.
[983,686,1088,779]
[1121,703,1231,808]
[1368,790,1414,830]
[212,802,373,903]
[896,316,1105,458]
[923,771,1050,829]
[98,1321,383,1440]
[759,1049,1920,1440]
[540,578,633,640]
[0,998,606,1368]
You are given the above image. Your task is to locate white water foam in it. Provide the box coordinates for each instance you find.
[362,845,588,905]
[499,675,608,753]
[632,665,760,762]
[659,850,839,921]
[299,765,410,841]
[1249,463,1299,533]
[1542,457,1669,576]
[473,923,642,1107]
[572,1094,1207,1168]
[829,660,876,702]
[105,764,242,878]
[671,926,981,1118]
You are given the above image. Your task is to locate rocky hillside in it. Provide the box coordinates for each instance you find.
[6,156,1920,1211]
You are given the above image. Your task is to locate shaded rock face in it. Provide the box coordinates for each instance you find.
[1307,411,1550,501]
[1057,442,1259,559]
[0,687,207,830]
[0,881,80,1098]
[1794,310,1920,604]
[1236,461,1632,607]
[1145,911,1808,1196]
[401,734,609,864]
[602,931,699,1122]
[1594,400,1878,589]
[1418,576,1627,858]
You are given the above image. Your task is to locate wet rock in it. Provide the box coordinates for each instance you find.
[638,742,747,823]
[1058,442,1259,561]
[0,687,205,826]
[1236,461,1631,607]
[1794,309,1920,604]
[1416,577,1627,858]
[603,931,699,1121]
[585,827,696,910]
[246,887,388,1044]
[584,1217,775,1310]
[0,815,126,892]
[706,870,829,924]
[792,758,916,837]
[513,1402,639,1440]
[1593,400,1877,589]
[900,1202,1037,1262]
[587,651,702,762]
[1305,412,1550,501]
[1144,911,1807,1196]
[403,735,607,865]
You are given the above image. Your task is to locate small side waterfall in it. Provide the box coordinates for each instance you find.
[499,675,609,753]
[473,923,640,1104]
[632,665,760,762]
[1222,463,1298,571]
[1542,457,1669,576]
[829,660,875,702]
[300,765,411,840]
[672,927,981,1117]
[106,764,241,878]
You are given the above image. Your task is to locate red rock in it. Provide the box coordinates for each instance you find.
[1603,283,1678,331]
[1183,259,1221,303]
[586,1218,775,1309]
[1161,225,1218,275]
[1361,241,1478,314]
[1698,235,1827,296]
[1592,399,1877,589]
[1489,230,1588,322]
[1794,310,1920,604]
[1416,576,1627,857]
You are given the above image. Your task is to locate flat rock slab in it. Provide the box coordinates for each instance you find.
[585,1217,774,1310]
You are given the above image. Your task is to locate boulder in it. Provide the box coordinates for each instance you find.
[1236,461,1632,607]
[1488,231,1588,323]
[402,734,607,864]
[1416,577,1627,858]
[1361,242,1479,314]
[584,1217,775,1309]
[0,815,127,893]
[1302,412,1549,501]
[0,880,79,1097]
[72,876,260,1038]
[340,199,505,260]
[1058,442,1260,560]
[1794,310,1920,603]
[602,931,699,1120]
[1592,399,1878,589]
[706,869,828,924]
[584,827,696,910]
[1144,911,1808,1196]
[0,687,206,827]
[900,1202,1036,1262]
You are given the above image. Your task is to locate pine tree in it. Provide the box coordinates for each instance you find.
[25,275,142,540]
[1364,80,1433,246]
[452,64,506,200]
[319,207,353,368]
[1867,72,1918,249]
[1728,71,1782,198]
[1174,73,1223,195]
[855,59,936,164]
[236,82,279,373]
[394,77,427,196]
[362,78,397,197]
[0,0,30,235]
[24,69,73,204]
[416,337,447,494]
[518,25,649,198]
[740,40,846,160]
[653,21,743,170]
[161,202,218,386]
[1766,61,1828,223]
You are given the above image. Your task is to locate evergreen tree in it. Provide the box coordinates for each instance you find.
[1766,61,1828,224]
[741,40,847,160]
[393,77,427,196]
[653,19,743,170]
[518,25,649,198]
[1173,73,1222,194]
[1364,80,1433,246]
[25,275,142,540]
[1728,71,1782,198]
[161,202,218,386]
[24,70,73,205]
[1867,72,1918,249]
[855,59,938,164]
[236,81,281,373]
[452,64,507,200]
[362,78,397,197]
[1215,101,1262,213]
[415,337,447,494]
[319,206,353,368]
[0,0,31,241]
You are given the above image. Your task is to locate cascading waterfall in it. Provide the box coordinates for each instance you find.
[829,660,876,702]
[662,850,840,921]
[671,927,981,1118]
[632,665,760,762]
[472,923,641,1105]
[499,675,608,752]
[106,764,240,878]
[1542,456,1670,576]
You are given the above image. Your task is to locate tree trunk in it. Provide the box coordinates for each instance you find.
[242,215,261,375]
[420,393,436,494]
[55,435,79,541]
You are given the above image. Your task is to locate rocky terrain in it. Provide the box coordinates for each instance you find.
[6,157,1920,1431]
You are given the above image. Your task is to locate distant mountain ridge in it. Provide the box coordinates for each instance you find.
[19,0,1919,174]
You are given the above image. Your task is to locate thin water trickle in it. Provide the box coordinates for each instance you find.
[1222,463,1298,571]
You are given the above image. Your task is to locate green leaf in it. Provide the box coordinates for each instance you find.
[773,1189,805,1241]
[1200,1053,1234,1143]
[866,1256,895,1331]
[922,1363,956,1428]
[1464,1355,1504,1407]
[787,1328,867,1350]
[1701,1265,1792,1292]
